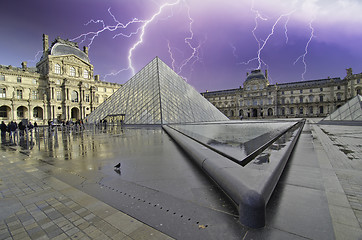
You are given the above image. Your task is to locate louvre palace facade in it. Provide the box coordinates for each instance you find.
[0,34,121,124]
[202,69,362,119]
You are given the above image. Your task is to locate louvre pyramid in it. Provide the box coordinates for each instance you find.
[86,57,229,124]
[322,94,362,121]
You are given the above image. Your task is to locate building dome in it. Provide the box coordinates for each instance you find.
[50,42,89,63]
[245,69,266,82]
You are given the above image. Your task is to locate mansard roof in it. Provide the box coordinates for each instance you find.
[49,37,89,63]
[276,77,343,89]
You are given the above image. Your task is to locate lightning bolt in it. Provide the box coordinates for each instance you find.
[230,43,239,59]
[293,19,315,80]
[250,1,267,69]
[27,50,42,64]
[127,0,181,76]
[167,40,176,70]
[256,10,295,69]
[284,15,291,44]
[71,8,146,49]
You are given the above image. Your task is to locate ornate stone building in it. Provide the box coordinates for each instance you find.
[202,69,362,119]
[0,34,122,124]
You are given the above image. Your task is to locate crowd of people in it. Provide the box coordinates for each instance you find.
[0,120,37,142]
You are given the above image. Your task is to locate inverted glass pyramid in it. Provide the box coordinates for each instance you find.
[323,94,362,121]
[86,57,229,124]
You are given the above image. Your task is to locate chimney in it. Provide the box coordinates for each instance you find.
[43,34,49,53]
[83,46,89,55]
[95,75,100,81]
[346,68,353,77]
[21,61,27,69]
[265,69,268,79]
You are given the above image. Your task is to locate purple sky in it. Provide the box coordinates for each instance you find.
[1,0,362,92]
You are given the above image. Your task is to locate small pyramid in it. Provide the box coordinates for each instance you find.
[86,57,228,124]
[322,95,362,121]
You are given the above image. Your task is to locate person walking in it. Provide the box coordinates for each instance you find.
[0,121,7,141]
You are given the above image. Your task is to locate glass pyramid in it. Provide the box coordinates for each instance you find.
[86,57,229,124]
[323,94,362,121]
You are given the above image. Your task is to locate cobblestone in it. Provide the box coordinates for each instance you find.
[0,148,173,240]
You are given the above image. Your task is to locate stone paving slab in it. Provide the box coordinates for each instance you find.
[0,150,174,240]
[309,119,362,239]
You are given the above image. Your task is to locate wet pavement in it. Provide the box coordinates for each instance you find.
[0,120,361,239]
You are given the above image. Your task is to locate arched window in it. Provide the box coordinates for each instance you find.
[71,91,78,102]
[70,67,76,76]
[281,107,285,115]
[0,106,9,118]
[337,93,342,101]
[290,107,294,115]
[33,107,43,119]
[54,64,61,74]
[299,107,304,115]
[309,95,314,102]
[309,106,313,114]
[17,106,27,118]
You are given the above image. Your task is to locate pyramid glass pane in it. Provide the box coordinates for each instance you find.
[323,94,362,121]
[86,57,228,124]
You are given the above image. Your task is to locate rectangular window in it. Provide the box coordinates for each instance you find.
[320,88,323,92]
[299,96,303,103]
[320,95,323,102]
[55,64,61,74]
[290,90,293,94]
[56,91,61,101]
[300,89,303,93]
[310,89,313,93]
[83,70,89,79]
[0,75,5,81]
[290,97,294,103]
[0,88,6,98]
[32,90,38,100]
[17,89,23,99]
[70,67,76,76]
[337,86,341,90]
[104,88,106,92]
[17,77,22,83]
[281,91,284,95]
[85,94,90,102]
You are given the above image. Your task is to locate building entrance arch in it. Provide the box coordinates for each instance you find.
[71,107,80,120]
[17,106,28,119]
[33,106,43,120]
[251,108,257,117]
[267,108,273,116]
[0,105,11,120]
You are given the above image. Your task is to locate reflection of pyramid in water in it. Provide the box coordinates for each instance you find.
[323,95,362,121]
[86,57,229,124]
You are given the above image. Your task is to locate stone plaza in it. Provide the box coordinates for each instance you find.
[0,118,361,239]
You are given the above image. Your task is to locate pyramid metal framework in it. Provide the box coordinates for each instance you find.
[86,57,229,124]
[323,94,362,121]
